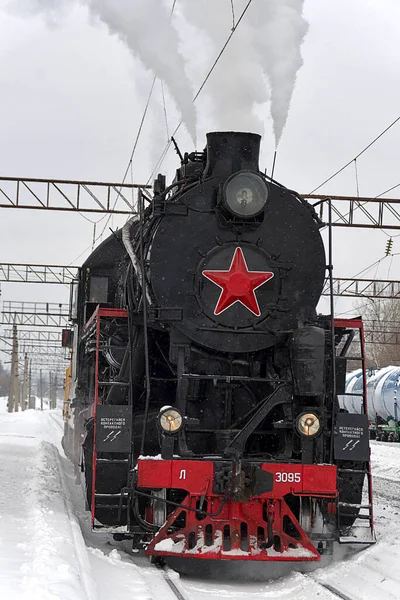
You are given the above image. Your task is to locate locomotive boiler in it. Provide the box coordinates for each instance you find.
[64,132,375,563]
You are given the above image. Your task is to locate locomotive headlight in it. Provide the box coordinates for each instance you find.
[296,412,321,437]
[223,171,268,218]
[158,407,183,435]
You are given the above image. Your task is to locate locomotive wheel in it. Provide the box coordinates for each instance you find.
[149,555,166,567]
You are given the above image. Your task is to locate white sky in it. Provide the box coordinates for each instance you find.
[1,0,400,320]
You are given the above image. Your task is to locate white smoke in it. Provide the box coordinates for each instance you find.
[247,0,309,145]
[87,0,197,144]
[3,0,197,144]
[2,0,308,148]
[182,0,308,146]
[3,0,71,25]
[180,0,268,135]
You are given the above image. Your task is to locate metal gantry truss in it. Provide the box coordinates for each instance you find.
[17,345,68,357]
[1,329,63,343]
[304,194,400,229]
[1,190,400,356]
[322,277,400,299]
[29,356,69,369]
[0,263,79,285]
[0,326,70,370]
[0,338,66,354]
[1,302,69,327]
[0,176,150,214]
[364,330,400,346]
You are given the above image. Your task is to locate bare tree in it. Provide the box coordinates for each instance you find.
[0,361,11,397]
[356,295,400,367]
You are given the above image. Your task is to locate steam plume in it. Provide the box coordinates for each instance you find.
[181,0,268,134]
[87,0,197,143]
[182,0,308,145]
[3,0,70,25]
[247,0,309,145]
[3,0,197,143]
[2,0,309,147]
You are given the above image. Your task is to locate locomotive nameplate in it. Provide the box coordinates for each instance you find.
[334,413,369,461]
[96,405,132,453]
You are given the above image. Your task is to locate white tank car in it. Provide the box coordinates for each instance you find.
[370,366,400,421]
[339,369,363,414]
[340,366,400,422]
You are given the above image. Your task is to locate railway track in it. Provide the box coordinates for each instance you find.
[126,556,360,600]
[157,566,188,600]
[303,575,354,600]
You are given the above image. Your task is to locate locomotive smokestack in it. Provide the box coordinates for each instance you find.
[203,132,261,178]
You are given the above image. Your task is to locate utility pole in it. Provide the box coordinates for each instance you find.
[53,373,58,410]
[21,353,28,411]
[40,369,43,411]
[28,359,33,409]
[7,322,19,413]
[49,371,57,410]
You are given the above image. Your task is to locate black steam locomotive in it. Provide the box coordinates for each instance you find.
[64,132,374,563]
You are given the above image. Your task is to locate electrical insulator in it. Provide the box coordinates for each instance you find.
[385,238,393,256]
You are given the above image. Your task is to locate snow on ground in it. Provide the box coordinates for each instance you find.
[1,395,400,600]
[371,440,400,480]
[0,398,153,600]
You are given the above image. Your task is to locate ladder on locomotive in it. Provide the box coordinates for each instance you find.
[335,318,376,545]
[89,307,131,533]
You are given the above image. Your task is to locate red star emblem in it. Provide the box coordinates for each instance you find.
[202,247,274,316]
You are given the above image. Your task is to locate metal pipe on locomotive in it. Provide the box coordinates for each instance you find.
[63,132,375,563]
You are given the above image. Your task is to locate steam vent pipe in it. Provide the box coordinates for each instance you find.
[203,131,261,178]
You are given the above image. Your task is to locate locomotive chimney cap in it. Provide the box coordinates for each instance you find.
[203,131,261,179]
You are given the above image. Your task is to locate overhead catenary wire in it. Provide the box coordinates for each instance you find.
[319,177,400,242]
[310,115,400,194]
[146,0,254,185]
[376,182,400,199]
[67,75,158,266]
[354,159,360,198]
[331,249,400,318]
[375,182,400,240]
[160,80,170,141]
[328,254,389,317]
[387,254,394,279]
[332,256,386,315]
[97,75,157,236]
[230,0,236,29]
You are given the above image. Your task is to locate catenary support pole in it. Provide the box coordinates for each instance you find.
[40,369,43,411]
[28,359,33,409]
[21,353,28,411]
[8,322,19,413]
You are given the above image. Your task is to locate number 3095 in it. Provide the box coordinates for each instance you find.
[275,472,301,483]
